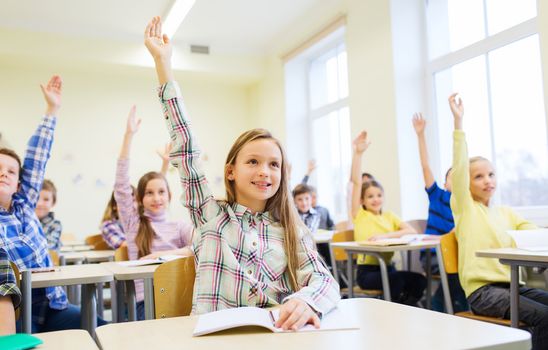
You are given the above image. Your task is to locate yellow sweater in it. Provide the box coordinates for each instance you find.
[353,208,402,265]
[451,130,536,297]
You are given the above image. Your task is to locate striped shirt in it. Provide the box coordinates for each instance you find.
[0,247,21,309]
[40,212,63,251]
[159,81,340,315]
[100,219,126,249]
[425,182,454,235]
[0,116,67,312]
[114,158,193,302]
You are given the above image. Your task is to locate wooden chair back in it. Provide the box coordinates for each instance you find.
[9,261,20,320]
[114,243,129,262]
[153,256,195,319]
[60,232,77,244]
[85,234,111,251]
[440,230,459,274]
[48,250,60,266]
[331,230,354,261]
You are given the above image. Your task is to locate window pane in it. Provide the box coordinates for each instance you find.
[434,56,491,173]
[309,46,348,110]
[485,0,536,36]
[488,35,548,206]
[337,47,349,99]
[447,0,485,51]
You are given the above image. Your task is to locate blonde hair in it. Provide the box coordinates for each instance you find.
[224,129,303,291]
[469,156,490,165]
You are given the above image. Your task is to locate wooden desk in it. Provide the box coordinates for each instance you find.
[60,245,93,252]
[60,250,115,264]
[35,329,98,350]
[20,264,113,336]
[476,248,548,327]
[330,241,452,312]
[102,262,160,321]
[95,298,531,350]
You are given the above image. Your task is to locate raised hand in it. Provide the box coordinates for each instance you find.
[157,142,173,162]
[144,16,172,62]
[40,75,62,116]
[448,93,464,130]
[306,159,317,176]
[352,131,371,154]
[125,105,141,136]
[412,113,426,135]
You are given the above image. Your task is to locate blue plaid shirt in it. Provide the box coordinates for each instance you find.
[0,115,67,311]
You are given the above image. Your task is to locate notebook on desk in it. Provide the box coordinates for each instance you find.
[507,229,548,252]
[117,255,184,267]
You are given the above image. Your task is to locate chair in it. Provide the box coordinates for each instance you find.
[114,243,129,262]
[439,231,525,327]
[60,232,77,244]
[9,261,20,320]
[48,250,60,266]
[84,233,112,251]
[329,230,382,298]
[153,256,195,319]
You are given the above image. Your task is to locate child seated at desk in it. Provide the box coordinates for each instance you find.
[36,179,63,251]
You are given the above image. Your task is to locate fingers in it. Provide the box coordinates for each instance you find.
[154,16,162,38]
[275,301,297,328]
[280,302,306,330]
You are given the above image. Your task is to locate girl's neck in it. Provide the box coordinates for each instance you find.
[365,207,381,215]
[234,196,266,214]
[144,209,167,221]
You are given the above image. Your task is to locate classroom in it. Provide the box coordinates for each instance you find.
[1,0,547,349]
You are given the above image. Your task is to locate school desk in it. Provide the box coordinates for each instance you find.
[95,298,530,350]
[20,264,113,336]
[330,240,452,312]
[35,329,98,350]
[476,248,548,328]
[60,245,93,252]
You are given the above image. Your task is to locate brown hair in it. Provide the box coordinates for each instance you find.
[101,186,136,223]
[292,184,313,198]
[361,180,384,212]
[0,148,22,180]
[135,172,171,258]
[41,179,57,204]
[224,129,303,291]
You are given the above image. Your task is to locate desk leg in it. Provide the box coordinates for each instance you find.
[115,280,126,322]
[510,264,519,328]
[96,283,104,319]
[81,284,97,337]
[347,252,354,298]
[110,280,118,323]
[425,249,432,309]
[21,270,32,333]
[436,244,453,314]
[125,281,137,321]
[144,278,155,320]
[377,255,391,301]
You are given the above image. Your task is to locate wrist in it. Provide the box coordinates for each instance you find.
[45,106,59,116]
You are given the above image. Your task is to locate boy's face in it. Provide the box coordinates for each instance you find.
[0,154,20,209]
[294,192,312,213]
[36,189,55,219]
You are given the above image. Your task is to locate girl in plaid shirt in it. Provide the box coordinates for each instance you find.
[144,16,340,331]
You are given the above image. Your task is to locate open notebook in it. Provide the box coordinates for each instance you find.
[116,255,184,267]
[357,234,429,247]
[193,306,359,336]
[507,229,548,252]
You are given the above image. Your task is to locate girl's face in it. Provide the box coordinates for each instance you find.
[141,178,170,214]
[363,186,384,215]
[469,160,496,205]
[226,138,282,213]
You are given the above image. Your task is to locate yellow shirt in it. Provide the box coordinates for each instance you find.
[353,208,402,265]
[451,131,536,297]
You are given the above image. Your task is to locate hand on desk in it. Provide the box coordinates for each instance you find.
[275,298,320,331]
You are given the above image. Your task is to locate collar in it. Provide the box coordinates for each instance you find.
[40,211,55,224]
[143,209,167,222]
[231,202,273,227]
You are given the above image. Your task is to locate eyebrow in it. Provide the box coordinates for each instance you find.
[243,153,281,161]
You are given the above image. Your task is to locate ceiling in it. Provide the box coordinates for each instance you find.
[0,0,339,56]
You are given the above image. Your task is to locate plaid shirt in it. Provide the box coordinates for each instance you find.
[0,116,68,311]
[40,212,62,251]
[159,81,340,315]
[100,219,126,249]
[0,247,21,309]
[298,208,321,233]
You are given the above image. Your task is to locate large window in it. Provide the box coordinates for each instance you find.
[427,0,548,207]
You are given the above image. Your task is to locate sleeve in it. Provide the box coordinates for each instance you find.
[19,115,56,208]
[301,175,309,184]
[426,182,442,202]
[100,220,126,249]
[0,249,22,309]
[113,158,139,235]
[450,130,474,215]
[283,232,340,315]
[325,210,335,230]
[507,208,538,230]
[46,220,63,250]
[388,212,403,230]
[159,81,221,228]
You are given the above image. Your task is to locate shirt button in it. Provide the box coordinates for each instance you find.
[250,287,257,294]
[247,270,253,275]
[252,242,257,247]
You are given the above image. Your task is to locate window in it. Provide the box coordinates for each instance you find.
[427,0,548,208]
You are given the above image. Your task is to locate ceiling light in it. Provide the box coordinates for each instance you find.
[163,0,196,38]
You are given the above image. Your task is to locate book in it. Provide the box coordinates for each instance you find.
[507,229,548,252]
[357,234,430,247]
[193,306,359,336]
[117,255,184,267]
[0,334,43,350]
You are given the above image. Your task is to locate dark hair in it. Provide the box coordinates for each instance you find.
[0,148,22,180]
[41,179,57,204]
[362,172,375,182]
[445,167,452,182]
[101,186,136,223]
[292,184,313,198]
[135,172,171,258]
[361,180,384,211]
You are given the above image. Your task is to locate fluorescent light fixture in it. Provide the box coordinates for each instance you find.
[163,0,196,38]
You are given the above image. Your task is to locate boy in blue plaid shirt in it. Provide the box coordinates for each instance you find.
[0,76,105,332]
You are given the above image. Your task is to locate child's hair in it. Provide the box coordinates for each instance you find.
[0,148,22,180]
[101,186,136,223]
[292,183,313,198]
[224,128,303,291]
[469,156,491,165]
[362,172,375,181]
[135,172,171,258]
[445,167,452,181]
[41,179,57,204]
[361,180,384,211]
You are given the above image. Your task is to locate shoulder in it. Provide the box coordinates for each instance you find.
[383,211,402,223]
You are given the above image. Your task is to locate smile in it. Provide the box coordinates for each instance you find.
[252,181,271,189]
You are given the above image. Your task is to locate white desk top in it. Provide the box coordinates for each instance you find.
[96,298,530,350]
[60,250,115,264]
[35,330,98,350]
[60,251,86,264]
[330,240,438,252]
[60,241,87,248]
[60,245,93,252]
[30,264,113,288]
[101,261,159,280]
[476,248,548,263]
